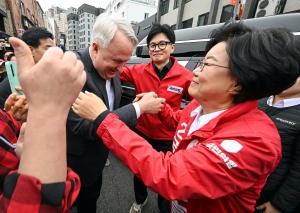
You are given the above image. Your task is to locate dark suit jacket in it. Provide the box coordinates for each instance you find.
[0,77,12,110]
[66,47,137,187]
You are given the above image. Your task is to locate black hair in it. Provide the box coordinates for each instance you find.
[7,53,15,61]
[4,50,14,55]
[146,24,175,44]
[206,22,300,104]
[21,27,54,48]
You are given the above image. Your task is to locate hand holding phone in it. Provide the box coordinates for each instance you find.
[5,61,24,96]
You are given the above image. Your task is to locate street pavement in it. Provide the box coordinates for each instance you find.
[71,152,158,213]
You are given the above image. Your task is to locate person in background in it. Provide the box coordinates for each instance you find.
[3,50,13,62]
[0,59,6,83]
[7,53,16,61]
[72,22,300,213]
[0,27,54,125]
[255,78,300,213]
[121,23,193,213]
[0,35,82,213]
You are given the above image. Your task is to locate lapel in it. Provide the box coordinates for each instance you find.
[77,47,109,107]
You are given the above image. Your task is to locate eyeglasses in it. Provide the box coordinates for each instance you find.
[196,59,229,72]
[147,41,172,51]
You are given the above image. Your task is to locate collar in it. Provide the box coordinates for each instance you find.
[152,58,173,72]
[267,96,300,108]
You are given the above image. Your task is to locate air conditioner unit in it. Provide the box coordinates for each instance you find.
[255,0,280,18]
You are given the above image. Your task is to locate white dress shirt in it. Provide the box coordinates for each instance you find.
[267,96,300,108]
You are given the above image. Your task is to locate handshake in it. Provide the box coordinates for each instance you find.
[72,91,166,122]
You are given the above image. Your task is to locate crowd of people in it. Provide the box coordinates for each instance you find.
[0,13,299,213]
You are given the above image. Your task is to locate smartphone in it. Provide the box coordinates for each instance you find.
[5,61,24,96]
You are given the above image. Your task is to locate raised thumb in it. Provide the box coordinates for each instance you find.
[9,37,35,77]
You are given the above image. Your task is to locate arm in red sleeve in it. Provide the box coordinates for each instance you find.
[0,110,21,183]
[97,113,280,201]
[0,168,80,213]
[120,65,136,84]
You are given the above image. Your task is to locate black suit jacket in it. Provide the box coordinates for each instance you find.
[66,47,137,187]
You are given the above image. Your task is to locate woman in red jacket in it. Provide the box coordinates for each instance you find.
[72,22,300,213]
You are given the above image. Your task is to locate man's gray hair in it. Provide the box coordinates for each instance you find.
[92,14,138,48]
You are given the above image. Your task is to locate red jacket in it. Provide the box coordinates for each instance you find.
[121,57,193,140]
[97,100,282,213]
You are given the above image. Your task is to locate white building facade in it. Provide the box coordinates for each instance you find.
[43,15,54,35]
[54,13,68,49]
[105,0,157,25]
[66,7,78,16]
[157,0,300,30]
[77,4,104,50]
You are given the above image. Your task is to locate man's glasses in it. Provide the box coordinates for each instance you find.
[196,59,229,72]
[147,41,172,51]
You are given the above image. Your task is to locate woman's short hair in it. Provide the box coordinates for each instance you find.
[206,22,300,104]
[92,14,138,48]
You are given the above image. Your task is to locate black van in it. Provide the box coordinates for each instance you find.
[121,13,300,107]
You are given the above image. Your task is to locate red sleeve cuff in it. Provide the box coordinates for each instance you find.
[0,168,80,213]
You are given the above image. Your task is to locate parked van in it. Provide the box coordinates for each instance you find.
[121,13,300,107]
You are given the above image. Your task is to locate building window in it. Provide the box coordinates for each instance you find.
[182,18,193,29]
[185,0,192,2]
[197,13,209,26]
[220,5,234,23]
[160,0,169,16]
[174,0,179,9]
[27,9,30,17]
[144,13,149,19]
[171,24,176,30]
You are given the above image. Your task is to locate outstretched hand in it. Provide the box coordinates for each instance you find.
[4,93,28,123]
[72,91,108,122]
[137,92,166,114]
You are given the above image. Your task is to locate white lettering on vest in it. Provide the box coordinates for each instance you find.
[173,122,187,152]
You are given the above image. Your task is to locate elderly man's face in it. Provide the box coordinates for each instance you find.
[188,42,238,104]
[91,30,134,80]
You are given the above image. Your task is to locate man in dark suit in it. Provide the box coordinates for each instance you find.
[66,14,139,213]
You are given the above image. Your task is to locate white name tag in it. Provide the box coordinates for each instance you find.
[167,85,183,94]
